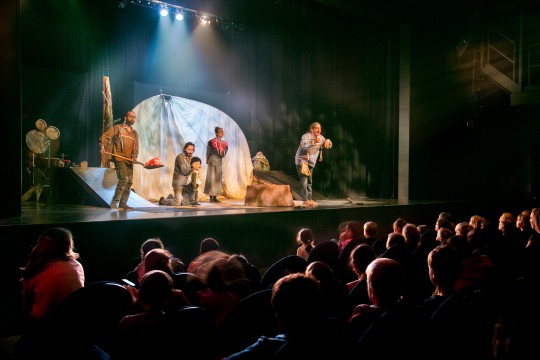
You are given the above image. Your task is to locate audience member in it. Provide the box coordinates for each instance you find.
[200,237,220,254]
[226,273,351,359]
[384,231,405,250]
[20,227,85,321]
[417,224,438,252]
[402,223,433,304]
[392,217,408,234]
[336,220,363,254]
[349,258,405,330]
[516,211,534,248]
[363,221,384,254]
[347,244,377,310]
[187,237,221,273]
[131,238,185,287]
[126,248,191,311]
[469,214,488,230]
[189,252,251,326]
[526,207,540,248]
[111,270,179,359]
[455,222,472,237]
[437,211,455,229]
[521,208,540,281]
[295,227,315,261]
[305,261,350,318]
[349,257,426,359]
[16,227,85,359]
[436,227,454,245]
[456,228,497,293]
[347,244,377,292]
[421,245,462,317]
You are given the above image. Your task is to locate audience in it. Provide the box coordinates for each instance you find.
[16,227,85,359]
[126,248,191,312]
[226,273,351,359]
[516,211,534,248]
[335,220,363,254]
[19,227,85,321]
[131,237,185,286]
[189,251,251,326]
[421,245,462,317]
[187,237,221,273]
[349,258,405,331]
[295,227,315,261]
[363,221,385,255]
[305,261,350,318]
[111,270,176,359]
[392,217,408,234]
[10,206,540,360]
[347,244,377,310]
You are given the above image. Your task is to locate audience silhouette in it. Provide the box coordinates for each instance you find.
[8,206,540,360]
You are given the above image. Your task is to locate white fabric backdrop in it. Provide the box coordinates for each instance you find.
[132,95,253,201]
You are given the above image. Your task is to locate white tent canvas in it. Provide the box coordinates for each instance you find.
[132,94,253,201]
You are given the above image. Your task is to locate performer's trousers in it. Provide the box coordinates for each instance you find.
[296,164,314,201]
[113,161,133,206]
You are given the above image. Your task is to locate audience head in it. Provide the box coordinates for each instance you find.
[204,254,249,293]
[466,227,490,253]
[436,227,454,244]
[366,258,404,308]
[428,245,462,295]
[305,261,334,284]
[339,221,362,241]
[296,227,315,247]
[21,227,79,279]
[363,221,378,238]
[144,248,174,276]
[417,224,429,234]
[200,237,220,254]
[455,222,473,237]
[446,235,469,256]
[498,212,516,231]
[138,270,173,311]
[516,212,531,231]
[469,215,487,229]
[140,238,164,260]
[271,273,323,334]
[392,218,408,234]
[437,212,455,227]
[402,223,420,247]
[349,244,377,276]
[386,232,405,249]
[435,218,453,232]
[529,208,540,233]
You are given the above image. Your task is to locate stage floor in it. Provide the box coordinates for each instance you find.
[1,197,412,226]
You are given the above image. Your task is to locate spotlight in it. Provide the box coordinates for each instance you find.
[200,15,210,26]
[160,6,169,17]
[175,11,184,21]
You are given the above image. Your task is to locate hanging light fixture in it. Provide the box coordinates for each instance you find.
[159,5,169,17]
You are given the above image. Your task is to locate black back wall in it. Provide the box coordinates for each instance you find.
[17,0,540,204]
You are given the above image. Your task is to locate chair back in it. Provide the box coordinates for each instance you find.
[307,240,339,269]
[260,255,307,289]
[216,288,279,357]
[355,304,428,358]
[52,281,134,354]
[168,305,218,359]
